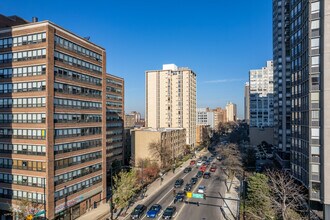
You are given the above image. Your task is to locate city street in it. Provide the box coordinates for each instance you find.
[115,153,227,220]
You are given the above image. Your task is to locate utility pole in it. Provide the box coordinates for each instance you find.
[43,178,46,219]
[110,167,114,220]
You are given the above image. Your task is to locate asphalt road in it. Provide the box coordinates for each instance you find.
[175,160,227,220]
[122,152,227,220]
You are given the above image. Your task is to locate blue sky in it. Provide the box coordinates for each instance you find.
[2,0,273,118]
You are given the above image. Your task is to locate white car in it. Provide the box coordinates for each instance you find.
[197,185,206,194]
[196,160,203,167]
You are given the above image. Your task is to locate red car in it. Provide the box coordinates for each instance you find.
[210,166,217,172]
[190,160,196,166]
[199,165,207,172]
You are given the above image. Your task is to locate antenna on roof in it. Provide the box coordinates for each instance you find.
[84,36,90,41]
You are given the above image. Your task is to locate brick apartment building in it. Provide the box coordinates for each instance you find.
[0,15,124,219]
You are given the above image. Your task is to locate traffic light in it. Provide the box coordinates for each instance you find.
[203,194,206,200]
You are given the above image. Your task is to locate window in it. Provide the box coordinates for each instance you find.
[311,2,320,13]
[311,128,320,139]
[312,56,319,66]
[311,38,320,48]
[311,20,320,30]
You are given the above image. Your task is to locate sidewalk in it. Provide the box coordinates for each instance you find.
[222,177,240,220]
[77,149,207,220]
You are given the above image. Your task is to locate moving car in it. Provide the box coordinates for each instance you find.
[184,183,192,192]
[203,172,211,179]
[162,206,176,219]
[174,192,185,203]
[196,160,203,167]
[131,204,147,219]
[190,177,198,185]
[199,165,207,172]
[146,204,162,218]
[196,171,203,178]
[174,179,184,188]
[210,166,217,172]
[183,167,192,173]
[197,185,206,194]
[190,160,196,166]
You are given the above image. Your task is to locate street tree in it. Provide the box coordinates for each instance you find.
[112,169,139,211]
[148,140,172,169]
[217,143,243,192]
[245,173,275,220]
[9,199,42,219]
[136,158,160,184]
[266,169,306,220]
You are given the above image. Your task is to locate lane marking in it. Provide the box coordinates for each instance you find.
[141,172,190,220]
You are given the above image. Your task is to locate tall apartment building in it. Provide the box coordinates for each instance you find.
[273,0,291,168]
[273,0,330,217]
[105,74,124,179]
[249,61,274,128]
[124,111,141,128]
[146,64,197,148]
[0,15,112,219]
[196,108,215,129]
[225,102,237,122]
[213,107,227,129]
[244,82,250,123]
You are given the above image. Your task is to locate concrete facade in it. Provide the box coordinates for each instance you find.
[196,108,215,129]
[273,0,330,216]
[249,61,274,128]
[131,128,186,167]
[146,64,196,148]
[244,82,250,123]
[273,0,291,168]
[225,102,237,122]
[196,125,211,146]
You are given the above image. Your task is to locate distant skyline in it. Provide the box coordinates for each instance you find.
[2,0,273,118]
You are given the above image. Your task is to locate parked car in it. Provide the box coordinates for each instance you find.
[130,204,147,219]
[146,204,162,218]
[190,177,198,185]
[190,160,196,166]
[174,179,184,188]
[197,185,206,194]
[216,156,221,160]
[183,167,192,173]
[203,172,211,179]
[174,192,185,203]
[162,206,176,219]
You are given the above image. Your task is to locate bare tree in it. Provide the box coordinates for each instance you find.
[266,169,306,220]
[217,143,243,192]
[148,140,173,169]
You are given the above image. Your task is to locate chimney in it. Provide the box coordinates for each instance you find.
[32,17,38,23]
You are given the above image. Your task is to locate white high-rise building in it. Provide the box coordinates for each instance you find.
[226,102,237,122]
[249,61,274,127]
[197,108,215,129]
[146,64,197,148]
